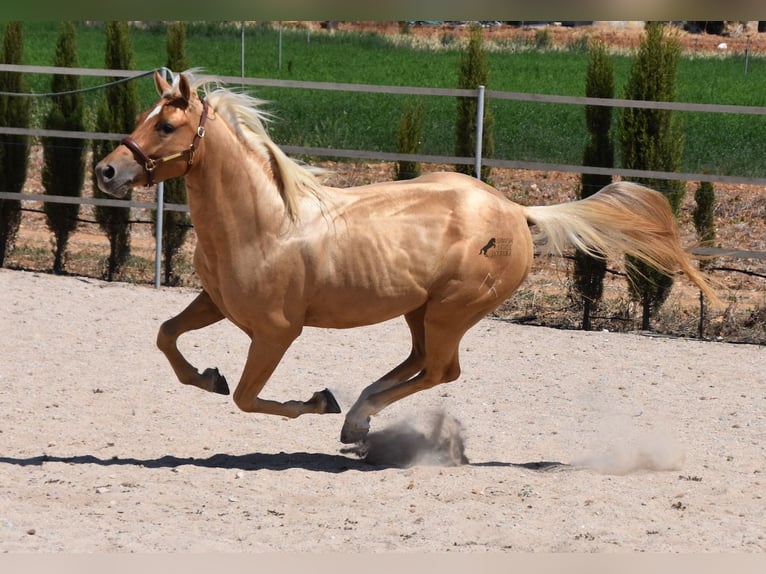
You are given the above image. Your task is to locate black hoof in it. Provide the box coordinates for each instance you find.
[340,418,370,444]
[213,371,230,395]
[318,388,341,414]
[203,367,230,395]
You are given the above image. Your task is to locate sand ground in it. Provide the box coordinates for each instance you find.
[0,268,763,552]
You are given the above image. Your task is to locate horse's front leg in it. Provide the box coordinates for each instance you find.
[232,337,341,418]
[156,290,229,394]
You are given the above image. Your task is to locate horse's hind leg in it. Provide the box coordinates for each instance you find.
[341,307,427,442]
[156,290,229,394]
[341,305,486,444]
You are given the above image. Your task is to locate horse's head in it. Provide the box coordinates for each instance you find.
[95,71,208,198]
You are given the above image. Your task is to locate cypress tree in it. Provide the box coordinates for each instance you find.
[0,22,30,267]
[574,40,614,330]
[92,21,138,281]
[153,22,191,285]
[455,23,494,183]
[42,22,85,274]
[693,179,716,337]
[394,98,425,181]
[693,180,716,261]
[619,22,684,330]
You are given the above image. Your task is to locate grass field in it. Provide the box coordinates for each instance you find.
[11,21,766,177]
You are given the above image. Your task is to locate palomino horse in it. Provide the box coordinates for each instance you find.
[96,71,719,445]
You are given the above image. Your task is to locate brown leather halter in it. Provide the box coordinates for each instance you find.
[121,98,209,186]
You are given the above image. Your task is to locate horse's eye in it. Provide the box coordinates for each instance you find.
[158,122,175,135]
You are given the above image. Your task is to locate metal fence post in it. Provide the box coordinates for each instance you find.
[153,70,168,289]
[154,184,164,289]
[475,85,485,179]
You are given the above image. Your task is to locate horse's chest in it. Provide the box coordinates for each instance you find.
[192,245,241,317]
[192,242,296,329]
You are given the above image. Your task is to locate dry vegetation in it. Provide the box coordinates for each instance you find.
[329,20,766,56]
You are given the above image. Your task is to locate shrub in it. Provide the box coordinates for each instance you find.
[693,180,716,268]
[693,179,717,336]
[92,21,138,281]
[454,23,494,183]
[574,40,614,330]
[153,22,191,285]
[394,98,425,180]
[535,28,553,50]
[0,22,30,267]
[619,22,684,330]
[42,22,85,274]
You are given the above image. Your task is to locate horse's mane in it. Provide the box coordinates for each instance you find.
[170,71,325,222]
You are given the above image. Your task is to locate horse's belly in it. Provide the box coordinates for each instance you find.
[304,283,426,329]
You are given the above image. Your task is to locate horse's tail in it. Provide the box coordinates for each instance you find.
[522,181,722,305]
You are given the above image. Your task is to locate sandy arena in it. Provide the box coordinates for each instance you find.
[0,268,763,552]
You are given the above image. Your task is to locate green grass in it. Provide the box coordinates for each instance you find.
[10,21,766,177]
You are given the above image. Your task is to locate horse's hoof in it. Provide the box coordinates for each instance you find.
[320,388,341,414]
[340,418,370,444]
[203,367,230,395]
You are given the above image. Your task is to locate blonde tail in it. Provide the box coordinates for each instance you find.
[523,181,722,306]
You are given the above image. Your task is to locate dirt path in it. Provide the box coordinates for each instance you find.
[0,269,763,552]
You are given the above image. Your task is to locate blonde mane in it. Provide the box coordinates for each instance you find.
[171,71,325,222]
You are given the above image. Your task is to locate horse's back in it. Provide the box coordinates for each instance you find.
[345,171,508,199]
[324,171,527,245]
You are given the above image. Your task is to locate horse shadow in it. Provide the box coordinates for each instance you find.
[0,452,571,473]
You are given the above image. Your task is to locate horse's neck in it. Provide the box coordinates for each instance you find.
[185,120,288,240]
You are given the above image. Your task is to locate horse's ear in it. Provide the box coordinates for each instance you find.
[154,70,171,96]
[178,73,193,102]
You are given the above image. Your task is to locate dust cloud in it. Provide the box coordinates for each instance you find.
[341,408,686,474]
[342,411,469,468]
[572,433,685,475]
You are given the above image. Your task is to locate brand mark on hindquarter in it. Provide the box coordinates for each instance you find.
[479,236,513,257]
[479,237,496,256]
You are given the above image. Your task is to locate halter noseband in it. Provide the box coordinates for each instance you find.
[121,98,209,186]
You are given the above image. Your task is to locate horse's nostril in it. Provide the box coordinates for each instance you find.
[98,164,115,181]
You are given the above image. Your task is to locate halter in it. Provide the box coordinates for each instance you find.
[121,98,209,186]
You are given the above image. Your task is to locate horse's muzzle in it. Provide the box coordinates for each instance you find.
[95,159,131,198]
